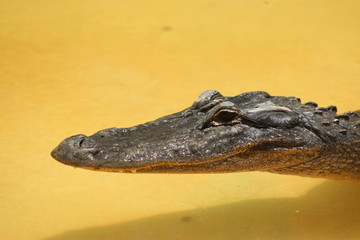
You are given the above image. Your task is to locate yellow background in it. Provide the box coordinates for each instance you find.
[1,0,360,239]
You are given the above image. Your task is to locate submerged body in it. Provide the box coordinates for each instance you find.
[51,90,360,182]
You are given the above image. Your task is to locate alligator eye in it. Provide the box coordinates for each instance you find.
[210,109,241,126]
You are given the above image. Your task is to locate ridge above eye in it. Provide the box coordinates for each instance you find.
[242,110,301,128]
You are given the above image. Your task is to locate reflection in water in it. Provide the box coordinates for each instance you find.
[47,181,360,240]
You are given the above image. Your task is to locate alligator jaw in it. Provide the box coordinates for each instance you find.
[51,131,318,174]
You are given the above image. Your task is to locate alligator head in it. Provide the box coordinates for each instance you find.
[51,90,360,179]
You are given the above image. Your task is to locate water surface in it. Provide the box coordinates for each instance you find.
[1,0,360,239]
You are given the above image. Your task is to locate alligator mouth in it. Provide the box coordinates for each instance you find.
[55,139,311,174]
[248,141,305,151]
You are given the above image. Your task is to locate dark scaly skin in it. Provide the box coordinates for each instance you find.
[51,90,360,182]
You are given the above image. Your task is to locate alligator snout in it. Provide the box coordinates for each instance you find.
[51,134,97,165]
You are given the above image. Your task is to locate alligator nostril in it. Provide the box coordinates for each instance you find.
[79,138,96,148]
[50,147,60,160]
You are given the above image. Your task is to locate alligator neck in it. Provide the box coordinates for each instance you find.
[267,141,360,182]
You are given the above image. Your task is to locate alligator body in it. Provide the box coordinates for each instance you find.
[51,90,360,182]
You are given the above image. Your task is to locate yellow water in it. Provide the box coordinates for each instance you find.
[1,0,360,239]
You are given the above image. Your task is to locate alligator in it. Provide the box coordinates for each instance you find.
[51,90,360,182]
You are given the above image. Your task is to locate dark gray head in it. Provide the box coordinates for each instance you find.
[51,90,358,173]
